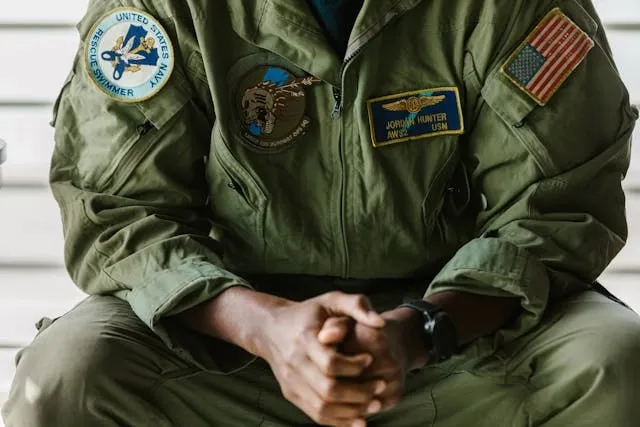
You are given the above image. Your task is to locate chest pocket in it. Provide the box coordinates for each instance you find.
[53,61,191,194]
[479,1,637,178]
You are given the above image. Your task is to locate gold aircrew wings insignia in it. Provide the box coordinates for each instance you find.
[382,95,446,114]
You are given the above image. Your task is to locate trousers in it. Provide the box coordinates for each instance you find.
[3,289,640,426]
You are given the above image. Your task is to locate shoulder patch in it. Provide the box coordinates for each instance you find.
[501,8,594,106]
[367,87,464,148]
[85,8,174,103]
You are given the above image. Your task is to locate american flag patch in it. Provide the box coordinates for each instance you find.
[501,8,594,106]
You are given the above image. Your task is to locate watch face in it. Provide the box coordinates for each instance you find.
[432,312,458,360]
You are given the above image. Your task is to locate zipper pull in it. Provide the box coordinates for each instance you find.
[331,87,343,118]
[136,120,154,136]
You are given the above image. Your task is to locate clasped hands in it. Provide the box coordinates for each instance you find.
[259,291,427,427]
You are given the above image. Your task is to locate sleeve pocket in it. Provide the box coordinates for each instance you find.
[479,3,637,178]
[54,64,191,193]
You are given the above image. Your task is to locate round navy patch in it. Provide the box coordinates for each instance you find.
[85,8,174,102]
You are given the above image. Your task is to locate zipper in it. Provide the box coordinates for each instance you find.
[212,130,266,211]
[332,46,367,276]
[215,154,259,211]
[331,87,343,118]
[136,121,155,136]
[104,120,157,193]
[331,3,415,276]
[331,47,365,119]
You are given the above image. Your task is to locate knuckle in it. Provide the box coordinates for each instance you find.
[281,389,293,401]
[293,332,306,347]
[305,306,323,321]
[283,348,297,364]
[281,387,296,403]
[313,414,327,425]
[327,290,344,299]
[312,398,330,417]
[321,378,339,399]
[324,354,340,375]
[354,294,368,306]
[377,335,391,350]
[281,366,296,383]
[316,415,335,426]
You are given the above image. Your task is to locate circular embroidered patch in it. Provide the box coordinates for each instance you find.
[85,8,174,103]
[236,66,321,152]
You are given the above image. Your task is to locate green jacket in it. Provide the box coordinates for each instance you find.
[51,0,637,370]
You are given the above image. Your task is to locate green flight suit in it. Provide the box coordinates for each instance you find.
[3,0,640,425]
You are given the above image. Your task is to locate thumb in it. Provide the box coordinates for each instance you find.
[317,317,352,345]
[322,292,385,328]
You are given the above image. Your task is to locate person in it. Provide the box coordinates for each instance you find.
[3,0,640,426]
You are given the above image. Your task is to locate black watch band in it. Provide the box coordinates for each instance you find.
[398,299,458,364]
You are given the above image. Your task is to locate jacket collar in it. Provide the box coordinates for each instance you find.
[227,0,425,85]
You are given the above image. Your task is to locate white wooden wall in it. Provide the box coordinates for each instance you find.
[1,0,639,409]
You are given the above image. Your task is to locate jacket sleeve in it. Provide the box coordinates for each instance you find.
[50,2,255,372]
[424,1,639,348]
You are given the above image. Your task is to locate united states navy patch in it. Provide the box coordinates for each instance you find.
[367,87,464,147]
[85,8,174,102]
[501,8,594,106]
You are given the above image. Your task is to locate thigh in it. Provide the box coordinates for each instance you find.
[154,357,319,427]
[369,291,640,427]
[505,290,640,426]
[1,296,277,427]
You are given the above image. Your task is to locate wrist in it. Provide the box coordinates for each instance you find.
[179,286,293,359]
[382,307,430,371]
[247,297,296,360]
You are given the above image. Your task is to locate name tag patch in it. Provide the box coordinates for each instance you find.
[367,87,464,147]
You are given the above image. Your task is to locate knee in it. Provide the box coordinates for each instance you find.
[581,319,640,410]
[523,298,640,426]
[535,308,640,422]
[2,298,163,426]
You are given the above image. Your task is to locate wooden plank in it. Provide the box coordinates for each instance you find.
[0,30,78,103]
[607,31,640,103]
[598,273,640,313]
[593,0,640,23]
[0,0,637,26]
[0,269,83,347]
[0,107,53,186]
[0,269,80,302]
[0,189,64,265]
[1,348,18,405]
[0,1,87,24]
[0,269,84,407]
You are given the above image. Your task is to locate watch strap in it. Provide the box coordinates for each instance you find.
[398,299,458,363]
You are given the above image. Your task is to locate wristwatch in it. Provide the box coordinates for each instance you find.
[398,299,459,364]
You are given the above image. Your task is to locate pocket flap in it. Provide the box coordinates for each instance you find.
[136,71,191,130]
[481,71,538,126]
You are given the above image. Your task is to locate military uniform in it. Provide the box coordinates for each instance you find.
[3,0,640,425]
